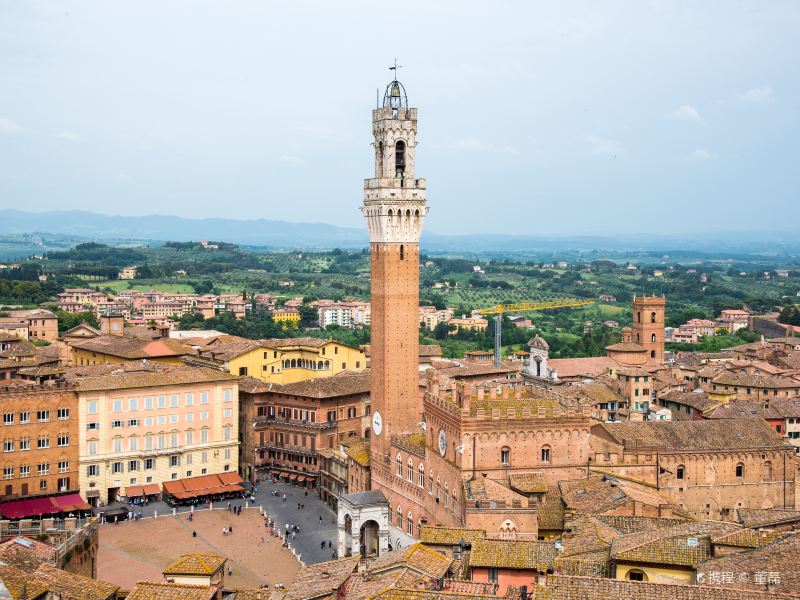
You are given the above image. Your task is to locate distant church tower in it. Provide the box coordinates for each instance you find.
[632,295,666,362]
[363,77,428,462]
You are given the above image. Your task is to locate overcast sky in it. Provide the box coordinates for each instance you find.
[1,1,798,236]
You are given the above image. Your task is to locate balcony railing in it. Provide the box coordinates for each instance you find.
[253,416,335,430]
[257,442,316,457]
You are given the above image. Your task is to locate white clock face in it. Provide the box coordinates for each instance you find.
[438,428,447,457]
[372,411,383,436]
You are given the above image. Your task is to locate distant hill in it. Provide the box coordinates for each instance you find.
[1,209,798,255]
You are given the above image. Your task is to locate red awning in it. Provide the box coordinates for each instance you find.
[296,476,306,482]
[288,474,298,480]
[142,484,161,496]
[0,493,90,519]
[125,485,144,498]
[162,473,246,500]
[218,471,244,485]
[50,493,91,512]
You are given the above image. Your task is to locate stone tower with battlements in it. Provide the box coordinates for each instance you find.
[363,78,428,466]
[632,294,666,363]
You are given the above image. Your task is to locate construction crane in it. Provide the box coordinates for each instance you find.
[476,299,595,367]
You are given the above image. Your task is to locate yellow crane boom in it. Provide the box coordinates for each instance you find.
[477,299,595,316]
[476,298,595,367]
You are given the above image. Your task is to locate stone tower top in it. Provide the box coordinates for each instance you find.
[363,75,428,244]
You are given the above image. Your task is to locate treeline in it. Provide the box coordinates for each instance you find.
[176,310,371,348]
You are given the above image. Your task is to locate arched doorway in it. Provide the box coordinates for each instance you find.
[360,519,380,557]
[344,514,353,557]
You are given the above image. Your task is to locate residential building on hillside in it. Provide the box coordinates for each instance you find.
[68,363,239,505]
[447,316,488,334]
[419,306,453,330]
[272,308,301,328]
[118,266,138,279]
[716,309,750,333]
[2,309,58,342]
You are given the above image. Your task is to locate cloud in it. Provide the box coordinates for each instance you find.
[57,131,81,142]
[669,105,702,123]
[737,86,774,104]
[115,173,130,182]
[437,138,518,154]
[279,154,304,165]
[583,135,625,157]
[689,148,713,161]
[0,118,23,134]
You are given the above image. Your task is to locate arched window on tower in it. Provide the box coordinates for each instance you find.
[378,141,384,177]
[395,140,406,178]
[400,245,404,260]
[651,333,657,343]
[651,311,657,323]
[637,311,641,323]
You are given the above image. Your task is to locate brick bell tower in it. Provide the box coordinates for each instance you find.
[363,76,428,465]
[632,294,666,363]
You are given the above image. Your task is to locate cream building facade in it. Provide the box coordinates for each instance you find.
[71,364,239,504]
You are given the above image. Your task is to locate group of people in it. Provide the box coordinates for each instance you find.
[227,502,243,515]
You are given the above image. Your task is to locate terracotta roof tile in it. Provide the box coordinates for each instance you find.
[531,574,796,599]
[509,473,547,494]
[65,363,237,391]
[70,334,192,359]
[162,553,226,576]
[596,418,788,451]
[610,520,739,567]
[284,556,360,600]
[404,543,454,578]
[126,581,217,600]
[420,527,487,546]
[736,508,800,528]
[266,371,370,399]
[469,540,557,571]
[697,534,800,595]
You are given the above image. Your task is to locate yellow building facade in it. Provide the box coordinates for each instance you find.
[272,309,301,329]
[192,338,366,385]
[74,365,239,505]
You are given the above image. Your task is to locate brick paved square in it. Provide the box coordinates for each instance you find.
[98,508,300,590]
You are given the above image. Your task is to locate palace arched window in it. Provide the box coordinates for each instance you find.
[396,454,403,477]
[500,447,510,465]
[541,445,551,464]
[407,459,414,482]
[735,463,745,478]
[418,464,425,487]
[676,465,685,480]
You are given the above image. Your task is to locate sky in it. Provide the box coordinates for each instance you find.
[0,1,798,236]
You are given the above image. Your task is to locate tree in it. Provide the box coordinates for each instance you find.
[779,305,800,327]
[55,310,98,334]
